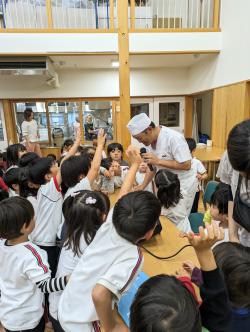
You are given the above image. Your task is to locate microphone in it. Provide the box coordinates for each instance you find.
[140,147,154,172]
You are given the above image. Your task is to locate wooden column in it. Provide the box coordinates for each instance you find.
[46,0,53,28]
[109,0,114,29]
[184,96,193,137]
[2,100,17,144]
[213,0,220,29]
[117,0,131,149]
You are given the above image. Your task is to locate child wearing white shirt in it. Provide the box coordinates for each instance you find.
[58,148,161,332]
[0,197,68,332]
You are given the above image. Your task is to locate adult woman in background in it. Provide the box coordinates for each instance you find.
[21,108,42,157]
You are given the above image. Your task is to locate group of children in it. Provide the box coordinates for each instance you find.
[0,119,250,332]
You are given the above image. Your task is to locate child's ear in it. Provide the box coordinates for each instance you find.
[45,173,52,182]
[143,228,155,241]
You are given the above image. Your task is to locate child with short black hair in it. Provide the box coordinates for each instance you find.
[6,143,27,169]
[100,158,123,194]
[4,167,21,196]
[155,169,192,233]
[107,142,129,167]
[0,197,69,332]
[18,151,40,167]
[61,139,74,157]
[186,138,208,213]
[58,147,161,332]
[49,190,110,331]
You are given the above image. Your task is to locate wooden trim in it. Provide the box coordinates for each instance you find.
[46,0,53,29]
[184,96,193,137]
[130,50,220,55]
[109,0,115,29]
[79,101,84,145]
[129,28,221,33]
[2,100,17,144]
[118,0,131,149]
[130,0,136,29]
[45,101,52,146]
[111,100,117,141]
[0,28,117,33]
[0,53,118,57]
[213,0,221,29]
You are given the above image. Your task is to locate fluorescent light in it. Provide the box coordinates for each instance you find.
[111,60,119,68]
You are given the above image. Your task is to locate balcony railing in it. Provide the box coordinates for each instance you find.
[129,0,220,31]
[0,0,219,31]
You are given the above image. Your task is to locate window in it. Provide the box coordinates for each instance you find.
[130,103,149,118]
[48,101,80,147]
[13,102,48,142]
[82,101,113,141]
[159,102,180,127]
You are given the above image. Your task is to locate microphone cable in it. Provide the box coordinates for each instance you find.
[139,243,192,260]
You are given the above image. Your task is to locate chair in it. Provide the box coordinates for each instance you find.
[189,213,204,234]
[203,181,219,209]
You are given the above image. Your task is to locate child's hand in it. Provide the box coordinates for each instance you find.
[126,146,142,166]
[97,128,106,147]
[187,221,224,252]
[196,173,202,180]
[175,266,192,278]
[103,169,112,179]
[182,260,196,275]
[75,128,82,144]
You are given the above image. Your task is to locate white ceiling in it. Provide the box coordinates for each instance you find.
[50,54,216,69]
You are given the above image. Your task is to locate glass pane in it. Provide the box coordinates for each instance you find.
[159,102,180,127]
[48,102,80,147]
[0,110,4,141]
[14,102,48,142]
[130,103,149,118]
[82,101,113,141]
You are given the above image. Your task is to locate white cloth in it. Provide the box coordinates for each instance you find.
[0,240,50,331]
[161,190,192,233]
[29,177,63,246]
[135,172,153,192]
[49,235,88,320]
[127,113,151,135]
[58,209,143,332]
[147,126,197,214]
[216,151,233,185]
[64,177,92,200]
[192,157,207,191]
[21,120,38,142]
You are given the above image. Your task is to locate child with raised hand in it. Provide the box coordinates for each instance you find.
[27,129,82,276]
[49,190,110,332]
[0,197,69,332]
[61,128,106,199]
[58,147,161,332]
[130,221,231,332]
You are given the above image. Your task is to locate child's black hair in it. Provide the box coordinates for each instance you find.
[107,143,124,155]
[113,191,161,243]
[101,158,112,170]
[130,274,201,332]
[28,157,54,185]
[227,119,250,179]
[0,196,34,240]
[0,188,9,202]
[4,167,21,191]
[61,155,91,188]
[155,169,183,209]
[186,138,197,153]
[61,139,74,153]
[18,167,38,198]
[23,108,33,121]
[47,153,57,162]
[63,190,110,256]
[210,183,233,214]
[6,144,27,168]
[213,242,250,308]
[18,152,40,167]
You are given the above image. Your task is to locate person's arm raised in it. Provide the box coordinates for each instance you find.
[56,128,82,185]
[87,128,106,186]
[118,147,142,200]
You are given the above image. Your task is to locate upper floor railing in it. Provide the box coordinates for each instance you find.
[0,0,220,31]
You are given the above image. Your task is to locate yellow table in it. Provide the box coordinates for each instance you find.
[194,147,225,180]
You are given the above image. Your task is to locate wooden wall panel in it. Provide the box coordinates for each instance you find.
[184,96,193,137]
[212,82,249,149]
[2,100,17,144]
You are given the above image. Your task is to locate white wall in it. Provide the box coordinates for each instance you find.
[0,67,189,98]
[188,0,250,92]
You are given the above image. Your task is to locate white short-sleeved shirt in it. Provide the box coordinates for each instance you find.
[161,189,192,233]
[29,177,63,246]
[216,151,234,185]
[0,240,50,331]
[21,120,38,142]
[49,235,88,320]
[64,177,92,200]
[147,126,195,192]
[58,209,143,332]
[136,172,153,192]
[192,157,206,175]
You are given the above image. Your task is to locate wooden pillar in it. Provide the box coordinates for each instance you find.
[117,0,131,149]
[184,96,193,137]
[46,0,53,28]
[2,100,17,144]
[213,0,220,29]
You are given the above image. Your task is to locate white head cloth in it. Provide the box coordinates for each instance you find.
[127,113,151,136]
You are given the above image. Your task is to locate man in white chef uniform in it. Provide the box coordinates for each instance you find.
[127,113,197,215]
